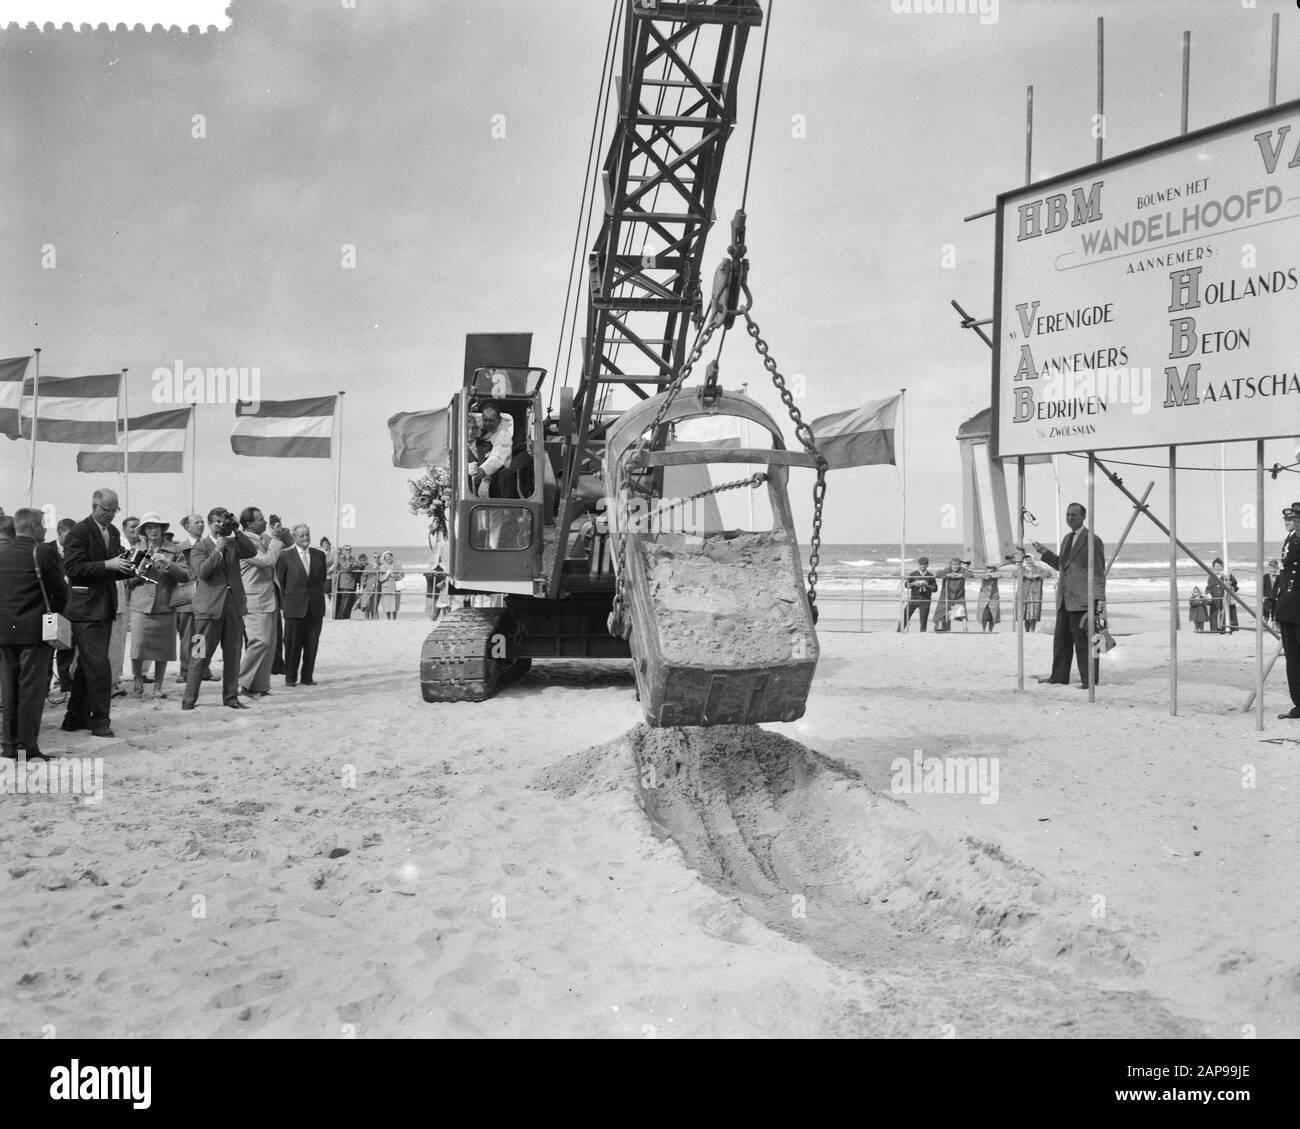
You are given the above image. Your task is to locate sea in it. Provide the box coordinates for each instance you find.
[361,540,1277,584]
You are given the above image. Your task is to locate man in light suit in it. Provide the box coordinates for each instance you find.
[1032,501,1107,689]
[236,506,280,698]
[63,488,136,737]
[275,523,327,687]
[181,507,258,710]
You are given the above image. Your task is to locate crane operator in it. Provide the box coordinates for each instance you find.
[469,403,515,498]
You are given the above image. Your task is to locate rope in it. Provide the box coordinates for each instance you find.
[740,0,773,211]
[550,0,624,415]
[1061,452,1299,475]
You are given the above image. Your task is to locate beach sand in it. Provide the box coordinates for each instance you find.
[1,612,1295,1038]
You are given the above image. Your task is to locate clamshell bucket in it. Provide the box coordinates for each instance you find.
[603,390,820,727]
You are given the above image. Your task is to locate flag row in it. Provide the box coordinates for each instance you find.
[385,394,908,470]
[2,356,338,469]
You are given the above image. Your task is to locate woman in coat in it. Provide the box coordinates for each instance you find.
[126,513,191,698]
[377,551,405,620]
[334,547,359,619]
[934,558,975,633]
[357,554,378,619]
[1016,560,1045,632]
[1189,586,1211,631]
[975,566,1002,632]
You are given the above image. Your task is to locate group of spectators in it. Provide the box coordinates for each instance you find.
[0,491,332,761]
[328,547,405,620]
[903,556,1048,634]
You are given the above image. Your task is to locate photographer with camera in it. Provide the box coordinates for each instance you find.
[62,488,137,738]
[181,506,259,711]
[125,514,191,699]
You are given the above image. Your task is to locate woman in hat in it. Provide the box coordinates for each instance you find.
[377,551,405,620]
[127,512,191,698]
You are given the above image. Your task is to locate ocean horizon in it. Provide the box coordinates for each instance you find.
[364,540,1280,579]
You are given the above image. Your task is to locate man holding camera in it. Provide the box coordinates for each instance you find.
[181,507,258,711]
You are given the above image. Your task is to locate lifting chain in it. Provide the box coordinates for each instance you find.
[607,212,829,634]
[609,313,723,635]
[636,472,768,532]
[740,307,828,615]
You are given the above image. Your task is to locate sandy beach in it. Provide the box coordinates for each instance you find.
[1,609,1294,1039]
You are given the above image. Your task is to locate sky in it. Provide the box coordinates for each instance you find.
[1,0,1297,554]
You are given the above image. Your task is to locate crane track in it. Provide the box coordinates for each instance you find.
[419,607,530,703]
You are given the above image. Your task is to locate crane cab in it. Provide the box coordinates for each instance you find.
[447,364,547,596]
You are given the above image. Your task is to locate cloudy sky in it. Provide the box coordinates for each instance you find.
[1,0,1297,551]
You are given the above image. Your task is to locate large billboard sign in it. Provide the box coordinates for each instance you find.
[992,99,1300,459]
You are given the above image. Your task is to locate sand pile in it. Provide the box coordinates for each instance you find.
[640,532,811,665]
[560,724,1149,980]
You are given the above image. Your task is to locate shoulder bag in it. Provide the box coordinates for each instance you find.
[34,546,73,650]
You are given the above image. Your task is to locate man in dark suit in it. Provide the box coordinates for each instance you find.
[181,507,258,710]
[0,508,68,760]
[1032,501,1107,689]
[62,488,136,737]
[275,523,327,686]
[1275,502,1300,721]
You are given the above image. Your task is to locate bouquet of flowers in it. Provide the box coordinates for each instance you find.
[408,463,452,539]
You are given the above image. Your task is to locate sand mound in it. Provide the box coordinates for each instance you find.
[641,533,810,665]
[556,724,1146,981]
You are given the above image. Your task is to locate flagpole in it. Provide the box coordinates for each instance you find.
[189,404,197,517]
[333,391,345,620]
[897,387,907,631]
[1218,441,1229,629]
[121,368,130,520]
[26,347,40,507]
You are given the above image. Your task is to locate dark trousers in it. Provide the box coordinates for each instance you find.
[184,603,245,706]
[55,644,75,692]
[334,592,356,620]
[1050,605,1099,687]
[1280,618,1300,709]
[1,642,54,751]
[271,606,285,674]
[283,615,323,683]
[176,610,194,677]
[904,600,930,631]
[67,619,113,725]
[176,610,213,680]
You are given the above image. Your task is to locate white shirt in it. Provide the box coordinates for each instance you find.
[474,414,515,477]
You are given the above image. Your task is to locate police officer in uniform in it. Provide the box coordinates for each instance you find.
[1276,502,1300,721]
